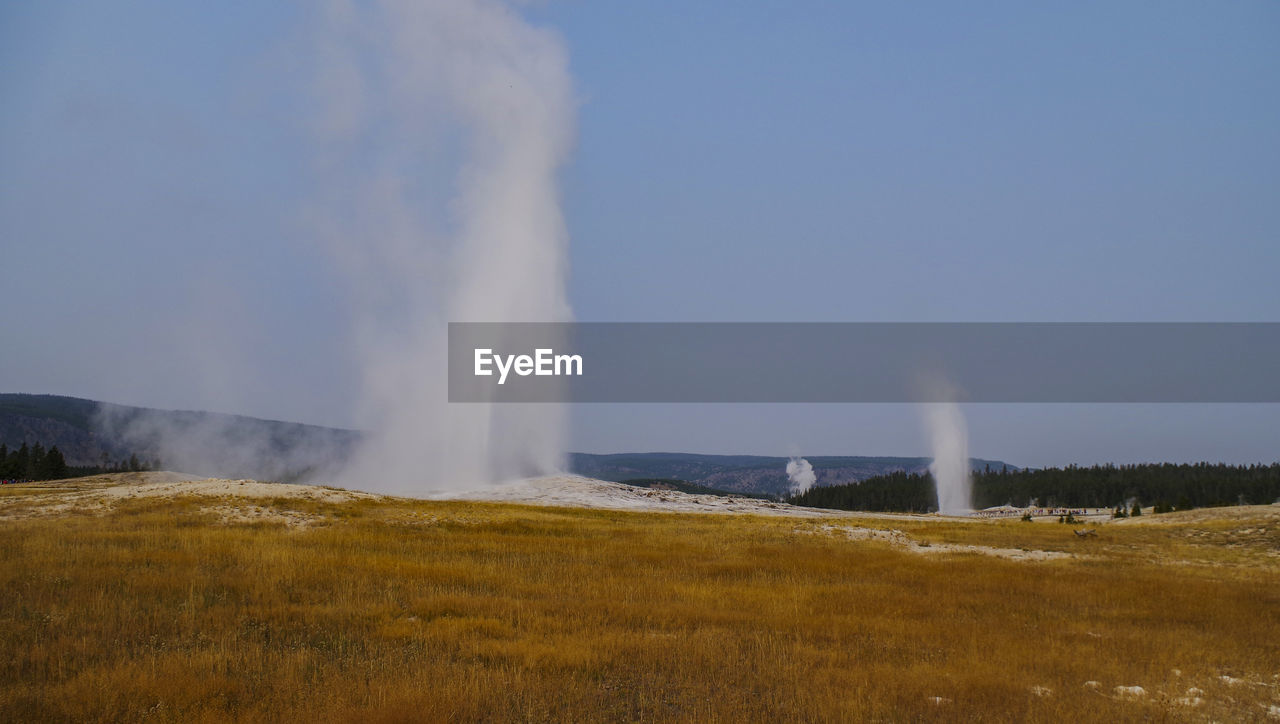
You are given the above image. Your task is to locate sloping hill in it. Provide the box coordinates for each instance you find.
[0,395,132,466]
[3,394,1018,495]
[0,394,359,481]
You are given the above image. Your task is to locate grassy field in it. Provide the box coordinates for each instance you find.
[1,478,1278,722]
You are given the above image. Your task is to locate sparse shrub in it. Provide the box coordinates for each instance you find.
[1020,512,1033,522]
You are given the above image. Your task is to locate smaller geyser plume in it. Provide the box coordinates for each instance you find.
[924,402,972,515]
[786,456,816,496]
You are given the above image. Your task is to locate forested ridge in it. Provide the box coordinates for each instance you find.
[789,462,1280,513]
[0,441,157,482]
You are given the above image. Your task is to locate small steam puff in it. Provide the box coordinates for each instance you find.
[786,456,816,495]
[924,402,972,514]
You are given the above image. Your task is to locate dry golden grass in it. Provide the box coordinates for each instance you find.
[1,481,1278,722]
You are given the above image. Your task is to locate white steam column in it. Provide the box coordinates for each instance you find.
[311,0,576,494]
[925,402,972,515]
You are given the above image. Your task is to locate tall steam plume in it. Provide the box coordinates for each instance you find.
[311,0,575,494]
[924,402,972,515]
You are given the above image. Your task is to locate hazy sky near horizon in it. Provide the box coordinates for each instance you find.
[2,1,1277,467]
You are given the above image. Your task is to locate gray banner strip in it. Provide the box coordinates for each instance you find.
[448,323,1280,403]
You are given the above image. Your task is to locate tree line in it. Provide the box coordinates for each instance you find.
[0,442,159,482]
[788,462,1280,513]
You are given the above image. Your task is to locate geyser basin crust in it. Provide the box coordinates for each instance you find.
[2,474,1277,721]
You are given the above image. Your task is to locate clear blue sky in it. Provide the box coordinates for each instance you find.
[2,1,1277,466]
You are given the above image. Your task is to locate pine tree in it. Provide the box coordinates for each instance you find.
[14,443,30,481]
[27,443,46,479]
[41,446,68,481]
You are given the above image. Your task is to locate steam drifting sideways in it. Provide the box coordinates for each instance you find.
[310,0,576,494]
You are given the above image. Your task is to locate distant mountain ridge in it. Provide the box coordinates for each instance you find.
[0,394,359,481]
[1,394,1018,494]
[570,452,1018,497]
[0,394,130,466]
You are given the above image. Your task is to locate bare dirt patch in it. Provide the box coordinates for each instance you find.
[97,476,377,504]
[199,504,325,529]
[443,475,921,519]
[0,471,377,522]
[808,524,1079,561]
[1111,503,1280,527]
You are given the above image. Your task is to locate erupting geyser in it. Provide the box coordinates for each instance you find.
[786,456,816,496]
[311,0,576,494]
[924,402,972,515]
